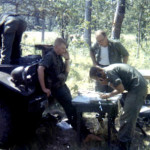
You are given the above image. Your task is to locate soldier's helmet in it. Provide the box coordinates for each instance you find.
[11,66,25,85]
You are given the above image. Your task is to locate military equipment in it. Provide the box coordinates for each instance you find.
[0,54,49,149]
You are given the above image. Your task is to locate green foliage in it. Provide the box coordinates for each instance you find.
[124,0,150,37]
[120,34,150,69]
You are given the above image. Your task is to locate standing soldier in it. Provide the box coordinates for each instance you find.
[0,13,27,64]
[90,30,129,92]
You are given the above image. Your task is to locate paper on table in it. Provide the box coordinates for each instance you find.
[72,92,102,104]
[72,91,121,104]
[108,94,122,101]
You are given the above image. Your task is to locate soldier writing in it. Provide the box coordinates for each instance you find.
[89,64,147,150]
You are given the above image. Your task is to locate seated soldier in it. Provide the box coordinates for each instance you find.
[37,38,101,142]
[89,64,147,150]
[0,13,27,64]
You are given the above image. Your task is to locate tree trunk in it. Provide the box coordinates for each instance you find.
[60,14,69,45]
[61,15,65,39]
[15,3,19,13]
[48,18,52,31]
[41,18,45,43]
[137,9,143,58]
[35,12,40,26]
[84,0,92,47]
[111,0,125,39]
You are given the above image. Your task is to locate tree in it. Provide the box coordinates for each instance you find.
[84,0,92,47]
[123,0,150,57]
[111,0,126,39]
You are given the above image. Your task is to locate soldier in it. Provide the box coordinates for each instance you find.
[90,30,129,92]
[0,13,27,64]
[38,38,101,142]
[89,64,147,150]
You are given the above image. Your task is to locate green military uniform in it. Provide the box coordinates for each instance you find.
[0,13,27,64]
[90,40,129,92]
[39,50,67,89]
[104,64,147,143]
[39,50,90,139]
[91,40,129,64]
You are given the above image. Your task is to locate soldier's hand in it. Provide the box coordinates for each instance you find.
[100,94,110,99]
[62,50,70,60]
[43,88,51,97]
[93,62,98,66]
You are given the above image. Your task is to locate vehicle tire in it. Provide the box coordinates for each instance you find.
[0,100,13,149]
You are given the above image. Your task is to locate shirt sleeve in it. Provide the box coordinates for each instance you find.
[39,53,52,69]
[107,72,122,88]
[90,43,97,53]
[90,45,94,51]
[116,42,129,57]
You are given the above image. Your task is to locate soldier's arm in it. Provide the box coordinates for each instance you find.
[123,56,128,64]
[90,50,98,66]
[65,59,70,73]
[62,50,70,73]
[116,42,129,64]
[101,73,125,99]
[37,66,51,97]
[109,83,124,96]
[101,83,124,99]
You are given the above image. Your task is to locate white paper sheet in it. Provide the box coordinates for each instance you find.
[72,91,121,104]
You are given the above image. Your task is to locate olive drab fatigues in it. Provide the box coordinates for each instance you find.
[0,13,27,64]
[104,64,147,143]
[40,50,67,89]
[90,40,129,92]
[39,50,90,138]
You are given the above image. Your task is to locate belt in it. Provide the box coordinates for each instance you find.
[98,64,109,68]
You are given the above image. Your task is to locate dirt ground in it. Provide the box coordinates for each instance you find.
[6,108,150,150]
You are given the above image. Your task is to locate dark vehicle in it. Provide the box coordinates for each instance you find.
[0,54,49,149]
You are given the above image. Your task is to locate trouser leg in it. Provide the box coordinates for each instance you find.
[1,33,15,64]
[11,32,23,64]
[118,89,147,143]
[52,85,90,138]
[10,19,27,64]
[52,85,76,128]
